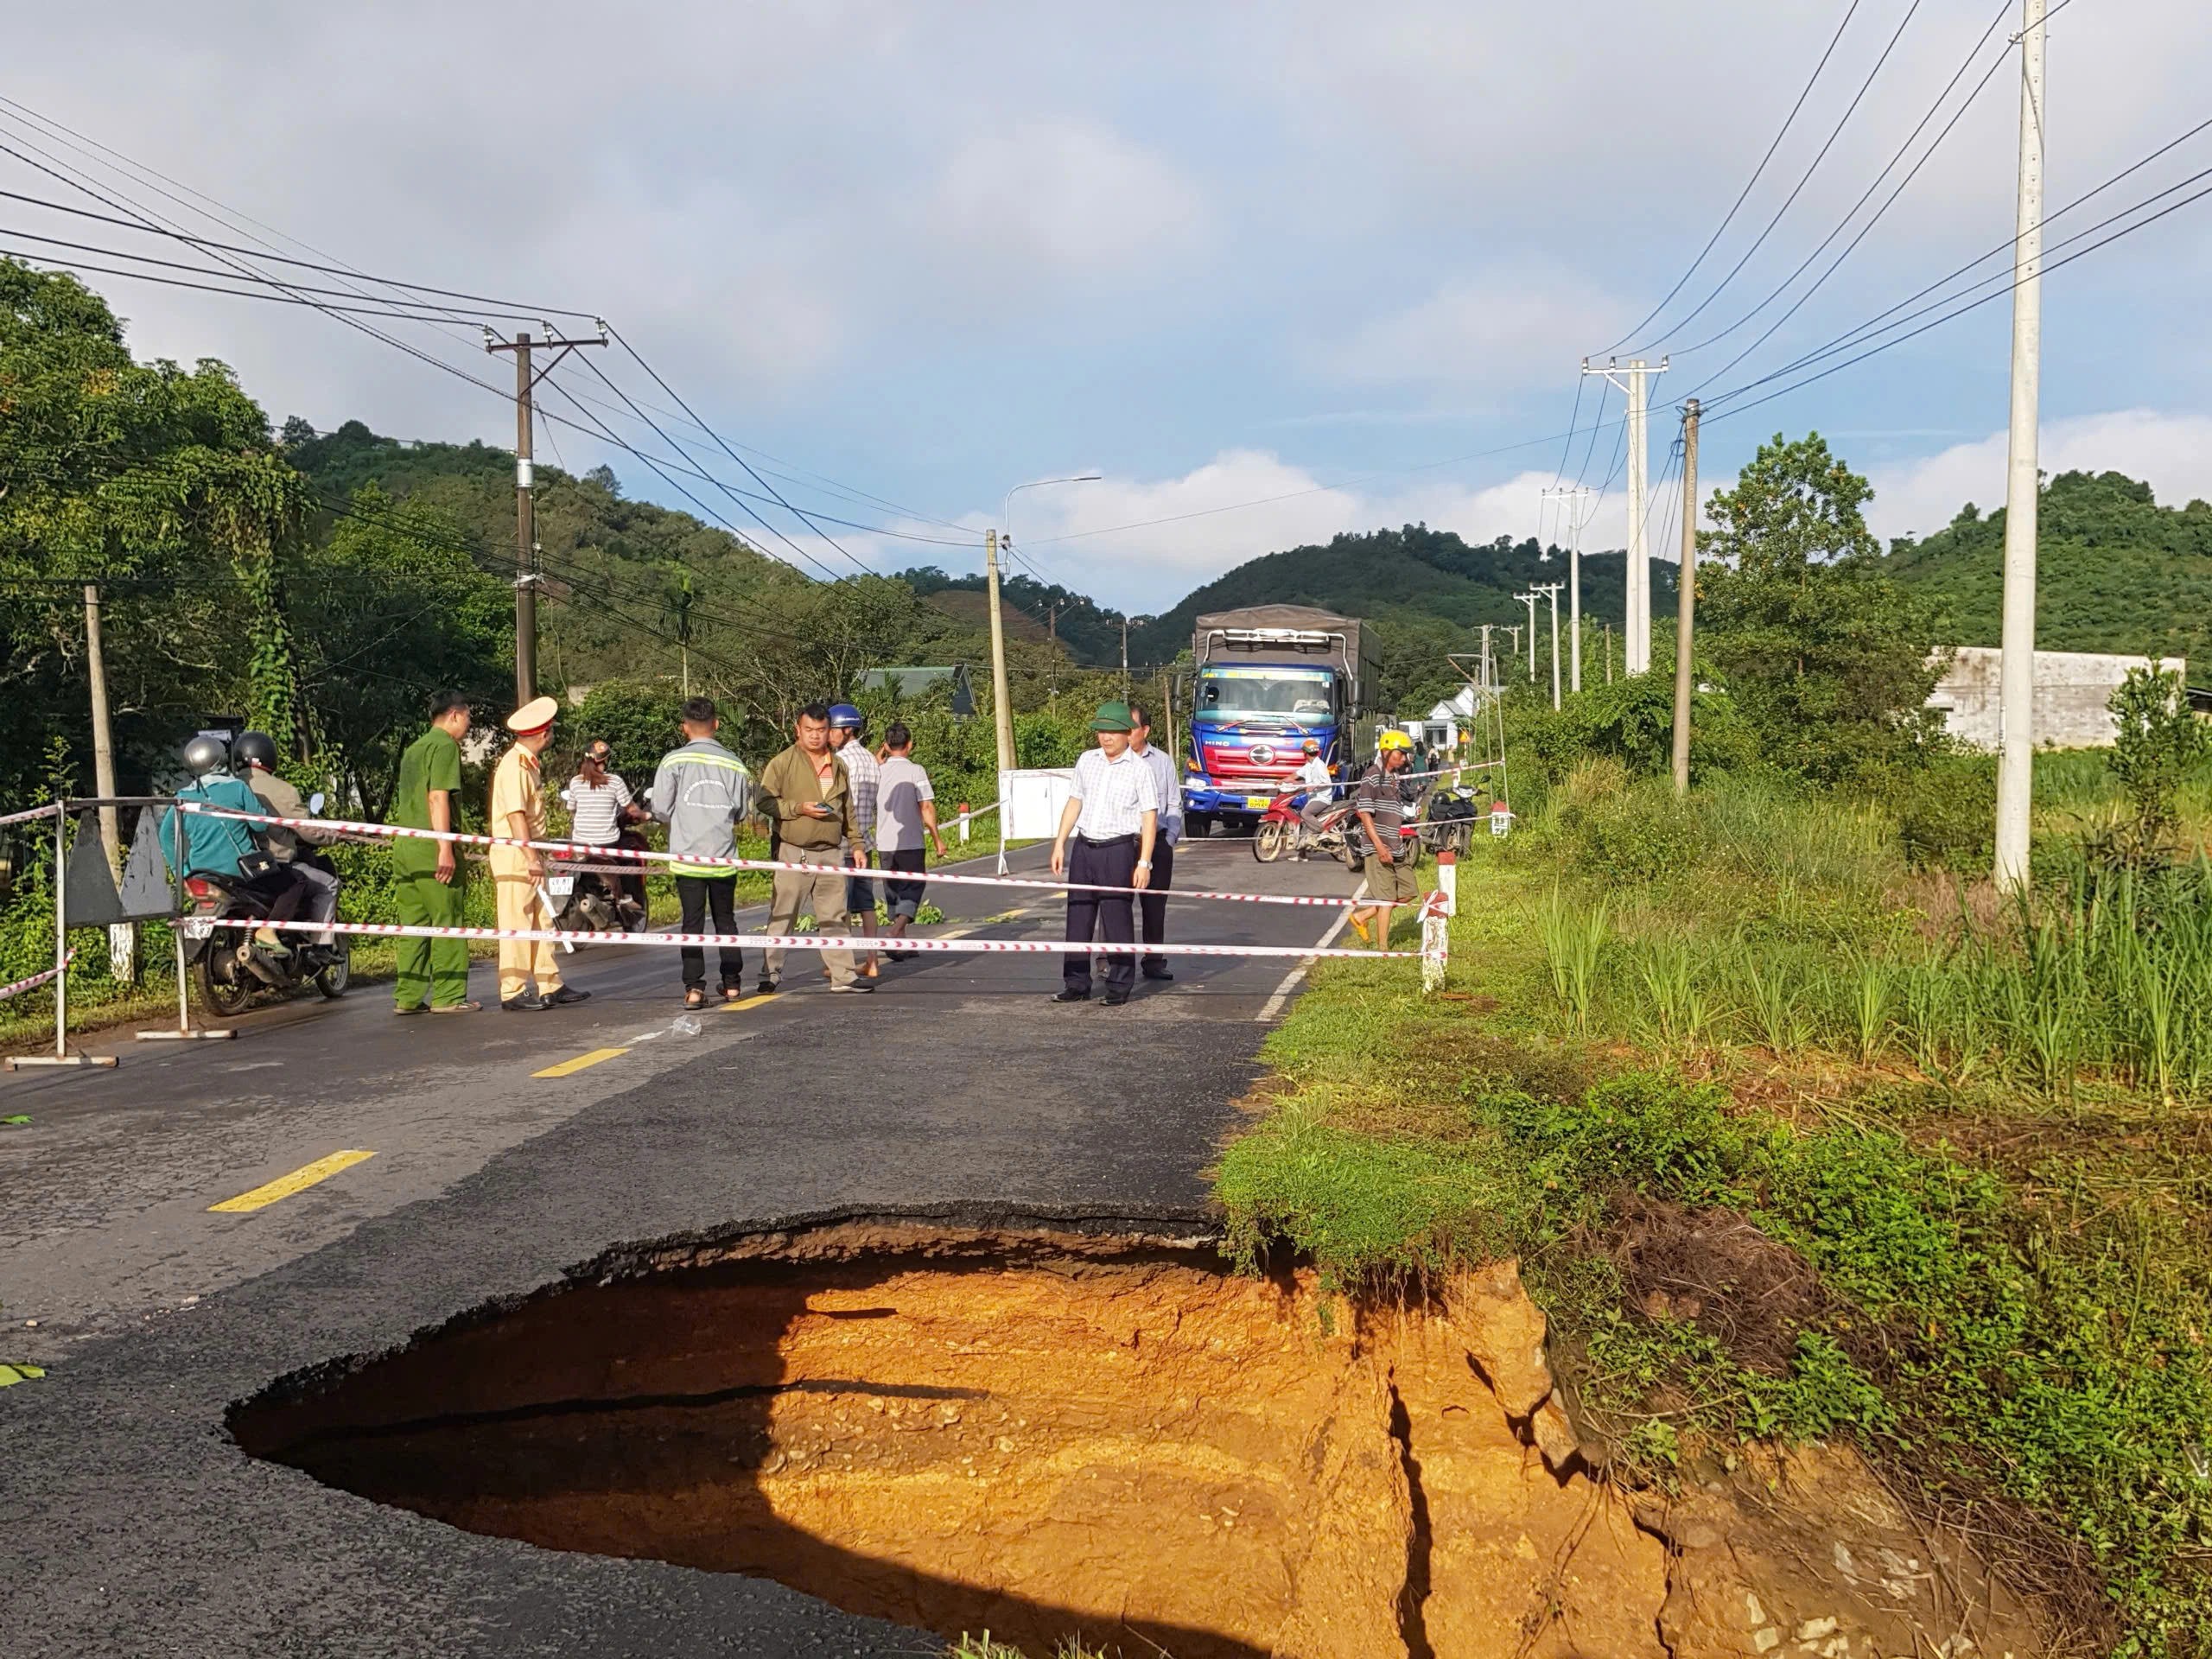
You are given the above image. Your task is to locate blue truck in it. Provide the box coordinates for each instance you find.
[1179,605,1381,838]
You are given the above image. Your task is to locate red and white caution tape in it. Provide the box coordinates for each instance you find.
[0,803,63,830]
[251,916,1444,963]
[180,804,1426,910]
[0,949,73,1003]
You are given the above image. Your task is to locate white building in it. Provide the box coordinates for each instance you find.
[1925,646,2185,751]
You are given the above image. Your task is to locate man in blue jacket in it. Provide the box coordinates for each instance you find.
[160,734,309,957]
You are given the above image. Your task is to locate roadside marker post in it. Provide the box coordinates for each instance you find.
[137,804,234,1043]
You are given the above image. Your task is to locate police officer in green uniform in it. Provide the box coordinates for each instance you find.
[391,690,479,1014]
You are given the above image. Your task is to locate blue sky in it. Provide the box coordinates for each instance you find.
[10,0,2210,613]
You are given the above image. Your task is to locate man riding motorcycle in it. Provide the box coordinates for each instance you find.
[1293,737,1337,834]
[158,735,313,958]
[235,731,341,956]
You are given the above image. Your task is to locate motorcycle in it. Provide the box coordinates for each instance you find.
[548,843,647,936]
[1252,789,1356,865]
[178,793,350,1016]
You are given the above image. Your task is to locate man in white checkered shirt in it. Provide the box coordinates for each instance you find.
[1048,700,1160,1006]
[829,703,882,974]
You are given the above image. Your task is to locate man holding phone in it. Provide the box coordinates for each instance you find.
[754,702,868,995]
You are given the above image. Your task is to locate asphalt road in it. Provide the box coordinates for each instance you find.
[0,836,1365,1656]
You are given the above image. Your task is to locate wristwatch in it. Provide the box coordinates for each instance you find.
[1135,860,1152,870]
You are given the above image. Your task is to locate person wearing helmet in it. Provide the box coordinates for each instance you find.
[157,734,310,957]
[827,703,880,976]
[1347,729,1421,948]
[235,732,341,959]
[1293,737,1335,834]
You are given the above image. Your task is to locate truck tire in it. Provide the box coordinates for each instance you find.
[1185,811,1213,841]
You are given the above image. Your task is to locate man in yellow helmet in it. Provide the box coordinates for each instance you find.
[1348,730,1421,947]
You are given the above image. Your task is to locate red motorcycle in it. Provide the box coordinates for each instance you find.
[1252,789,1354,864]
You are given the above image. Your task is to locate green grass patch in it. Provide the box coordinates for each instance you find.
[1216,822,2212,1654]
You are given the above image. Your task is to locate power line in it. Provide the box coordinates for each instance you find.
[0,188,596,318]
[1636,0,1926,356]
[1602,0,1868,355]
[1702,170,2212,423]
[1704,111,2212,407]
[1673,0,2015,374]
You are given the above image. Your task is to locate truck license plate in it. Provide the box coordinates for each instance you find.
[1244,795,1272,810]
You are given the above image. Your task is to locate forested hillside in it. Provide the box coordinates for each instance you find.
[1885,469,2212,666]
[1129,525,1673,715]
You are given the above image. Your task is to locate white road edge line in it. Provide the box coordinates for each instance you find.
[1255,909,1352,1023]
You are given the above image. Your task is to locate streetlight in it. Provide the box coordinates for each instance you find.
[989,473,1102,777]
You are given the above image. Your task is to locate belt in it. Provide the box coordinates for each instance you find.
[1074,833,1138,847]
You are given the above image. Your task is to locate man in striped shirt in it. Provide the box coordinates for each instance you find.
[830,703,881,976]
[1049,701,1160,1006]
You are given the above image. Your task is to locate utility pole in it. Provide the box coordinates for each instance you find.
[486,326,606,707]
[1517,592,1539,682]
[985,527,1016,775]
[1046,603,1058,702]
[1671,399,1701,797]
[1505,624,1522,677]
[84,582,134,982]
[1541,486,1596,695]
[1993,0,2047,892]
[1605,624,1614,684]
[1584,356,1668,673]
[1535,582,1564,711]
[1121,617,1130,696]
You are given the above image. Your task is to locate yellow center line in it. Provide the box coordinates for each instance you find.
[209,1149,375,1213]
[531,1046,632,1077]
[718,994,779,1013]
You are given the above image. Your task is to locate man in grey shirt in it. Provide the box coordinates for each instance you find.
[649,696,756,1007]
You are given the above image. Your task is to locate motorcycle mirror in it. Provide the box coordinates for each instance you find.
[308,792,326,816]
[559,786,575,807]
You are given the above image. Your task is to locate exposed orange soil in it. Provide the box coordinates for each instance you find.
[233,1224,2050,1659]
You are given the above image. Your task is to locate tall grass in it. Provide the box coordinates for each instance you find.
[1537,885,1608,1033]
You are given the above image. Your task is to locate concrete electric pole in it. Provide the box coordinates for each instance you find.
[985,528,1017,775]
[1671,399,1701,798]
[1517,592,1539,682]
[1541,486,1596,695]
[1535,582,1564,711]
[486,327,606,708]
[1584,356,1668,674]
[1993,0,2047,892]
[996,474,1101,782]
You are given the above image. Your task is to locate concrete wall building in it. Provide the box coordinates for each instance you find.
[1926,646,2184,750]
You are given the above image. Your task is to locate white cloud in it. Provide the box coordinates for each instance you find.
[925,118,1207,274]
[1867,409,2212,542]
[1324,266,1628,389]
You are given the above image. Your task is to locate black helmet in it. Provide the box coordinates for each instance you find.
[234,731,279,772]
[181,734,231,776]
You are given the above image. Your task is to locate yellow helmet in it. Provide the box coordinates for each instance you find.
[1377,730,1414,752]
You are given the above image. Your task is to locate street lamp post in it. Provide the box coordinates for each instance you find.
[992,474,1102,777]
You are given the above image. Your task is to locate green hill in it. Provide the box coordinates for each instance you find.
[1131,525,1675,713]
[1885,470,2212,667]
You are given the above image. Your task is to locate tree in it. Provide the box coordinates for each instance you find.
[1698,432,1949,783]
[2106,661,2210,849]
[0,260,309,802]
[289,483,510,817]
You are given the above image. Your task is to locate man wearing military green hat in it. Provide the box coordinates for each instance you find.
[1047,701,1160,1006]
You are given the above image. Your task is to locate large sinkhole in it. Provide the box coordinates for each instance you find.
[232,1220,1676,1658]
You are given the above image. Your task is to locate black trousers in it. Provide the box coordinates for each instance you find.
[1139,840,1175,971]
[882,846,928,919]
[1064,835,1138,995]
[676,874,742,989]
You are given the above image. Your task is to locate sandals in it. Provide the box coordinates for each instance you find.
[683,988,708,1010]
[721,986,744,1004]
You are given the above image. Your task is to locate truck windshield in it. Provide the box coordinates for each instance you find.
[1198,671,1334,717]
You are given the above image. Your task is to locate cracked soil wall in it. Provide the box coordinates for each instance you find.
[232,1224,2050,1659]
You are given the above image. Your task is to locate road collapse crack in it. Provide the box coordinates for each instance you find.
[1386,1375,1436,1659]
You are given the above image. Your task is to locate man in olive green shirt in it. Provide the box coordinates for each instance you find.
[391,690,478,1013]
[754,701,866,994]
